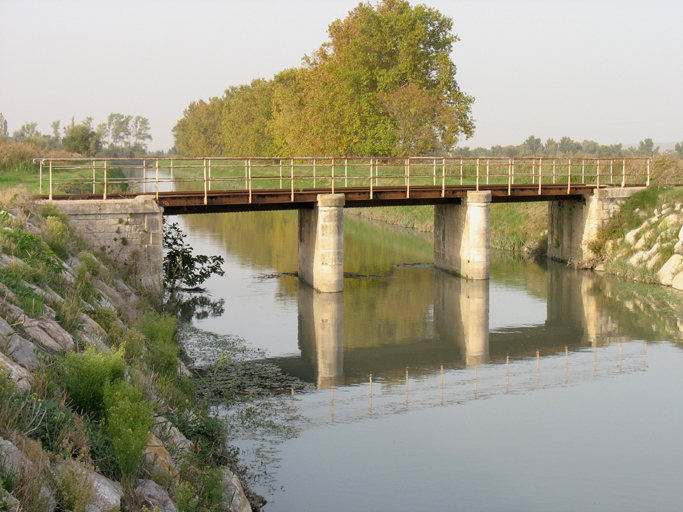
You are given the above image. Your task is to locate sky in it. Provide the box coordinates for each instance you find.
[0,0,681,152]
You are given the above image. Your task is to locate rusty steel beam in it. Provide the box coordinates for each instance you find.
[37,183,627,215]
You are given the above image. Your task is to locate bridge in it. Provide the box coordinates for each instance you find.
[34,156,651,290]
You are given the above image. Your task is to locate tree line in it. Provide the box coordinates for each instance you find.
[0,112,154,170]
[453,135,683,159]
[173,0,475,158]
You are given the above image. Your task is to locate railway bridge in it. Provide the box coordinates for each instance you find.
[34,156,651,291]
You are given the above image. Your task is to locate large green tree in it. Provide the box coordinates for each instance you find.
[271,0,474,156]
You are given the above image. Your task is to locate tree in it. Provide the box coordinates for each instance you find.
[270,0,474,156]
[638,138,659,156]
[0,113,8,140]
[173,99,224,156]
[163,221,225,290]
[520,135,542,156]
[62,124,101,156]
[675,142,683,159]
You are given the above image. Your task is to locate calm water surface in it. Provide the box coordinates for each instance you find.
[176,210,683,512]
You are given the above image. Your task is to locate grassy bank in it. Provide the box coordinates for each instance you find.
[0,190,269,511]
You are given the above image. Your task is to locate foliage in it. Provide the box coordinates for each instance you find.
[53,459,95,512]
[103,380,154,477]
[58,347,126,421]
[163,221,225,290]
[174,0,474,157]
[138,312,179,376]
[62,124,101,156]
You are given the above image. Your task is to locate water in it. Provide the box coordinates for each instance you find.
[174,210,683,512]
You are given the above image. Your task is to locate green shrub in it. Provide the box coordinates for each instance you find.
[59,346,125,421]
[139,313,179,376]
[54,459,95,512]
[103,380,153,477]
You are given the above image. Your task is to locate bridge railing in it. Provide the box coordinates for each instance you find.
[33,156,652,201]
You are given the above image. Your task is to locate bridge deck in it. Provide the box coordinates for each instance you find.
[39,183,604,214]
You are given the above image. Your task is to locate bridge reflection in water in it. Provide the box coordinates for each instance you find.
[267,262,647,422]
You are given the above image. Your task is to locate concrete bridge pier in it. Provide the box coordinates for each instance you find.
[298,194,345,293]
[434,190,492,280]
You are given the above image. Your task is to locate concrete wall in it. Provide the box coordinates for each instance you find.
[434,190,491,280]
[49,196,164,288]
[298,194,345,293]
[548,187,647,263]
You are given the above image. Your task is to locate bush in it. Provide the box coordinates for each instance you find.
[59,346,125,421]
[103,380,153,477]
[139,312,179,376]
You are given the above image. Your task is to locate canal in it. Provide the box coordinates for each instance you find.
[175,209,683,512]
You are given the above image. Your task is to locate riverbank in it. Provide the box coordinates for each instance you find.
[0,190,263,511]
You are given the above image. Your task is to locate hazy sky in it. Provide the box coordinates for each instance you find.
[1,0,681,152]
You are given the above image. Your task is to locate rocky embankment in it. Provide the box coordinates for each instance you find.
[598,200,683,290]
[0,199,253,511]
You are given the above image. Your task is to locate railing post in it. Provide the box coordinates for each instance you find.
[647,159,651,187]
[203,159,208,205]
[597,159,601,189]
[621,159,626,187]
[103,160,107,200]
[532,160,535,185]
[170,158,174,183]
[460,159,463,185]
[344,158,348,187]
[567,159,572,194]
[208,159,212,191]
[507,159,512,195]
[279,159,283,189]
[155,159,159,199]
[248,158,252,203]
[406,157,411,198]
[538,159,542,195]
[39,160,43,195]
[433,158,437,186]
[370,158,374,200]
[313,158,316,188]
[290,158,294,201]
[92,160,96,194]
[49,161,53,200]
[244,159,248,189]
[331,158,335,194]
[476,158,480,191]
[441,158,446,198]
[582,159,585,183]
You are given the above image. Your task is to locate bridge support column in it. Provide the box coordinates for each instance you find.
[548,187,646,263]
[434,190,491,280]
[48,196,163,289]
[298,194,345,293]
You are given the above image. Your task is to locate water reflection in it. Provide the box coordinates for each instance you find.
[272,261,655,389]
[434,272,489,366]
